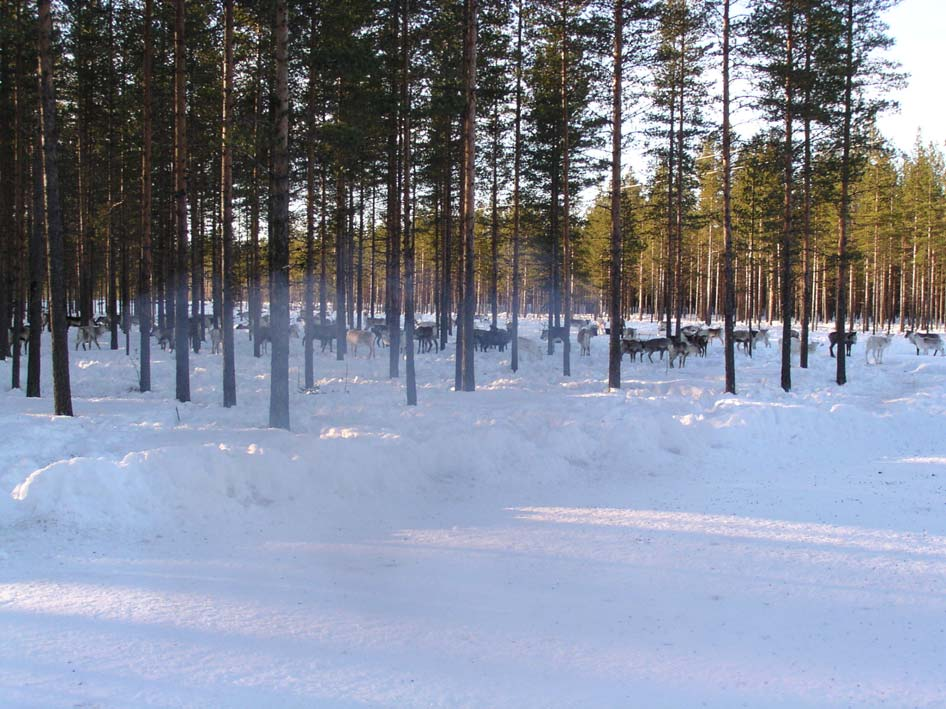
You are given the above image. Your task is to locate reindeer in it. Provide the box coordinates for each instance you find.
[905,330,944,356]
[75,324,106,351]
[577,326,595,356]
[7,326,28,356]
[346,329,376,358]
[669,337,700,368]
[415,324,435,353]
[828,331,857,358]
[621,338,643,362]
[865,334,892,364]
[257,326,272,354]
[704,327,723,346]
[210,327,223,354]
[154,327,174,351]
[642,337,670,362]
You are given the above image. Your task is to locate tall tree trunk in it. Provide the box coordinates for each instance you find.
[27,99,45,397]
[269,0,290,429]
[221,0,236,407]
[139,0,152,392]
[489,102,499,329]
[511,0,522,372]
[458,0,477,391]
[722,0,736,394]
[106,0,118,350]
[319,163,327,324]
[173,0,190,402]
[11,11,25,388]
[780,2,794,392]
[335,173,347,359]
[190,181,201,353]
[561,1,571,377]
[608,0,623,390]
[250,39,263,357]
[38,0,72,416]
[402,0,416,405]
[303,12,317,391]
[440,147,452,350]
[836,0,854,386]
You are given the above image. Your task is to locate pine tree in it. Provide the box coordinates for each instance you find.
[37,0,72,416]
[269,0,290,429]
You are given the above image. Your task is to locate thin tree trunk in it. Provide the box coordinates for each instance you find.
[269,0,290,429]
[511,0,523,373]
[303,12,317,389]
[27,98,45,397]
[139,0,153,392]
[250,39,263,357]
[335,174,347,359]
[38,0,72,415]
[458,0,477,391]
[561,1,572,377]
[221,0,236,407]
[402,0,416,405]
[722,0,736,394]
[780,2,795,391]
[173,0,190,402]
[836,0,853,386]
[608,0,622,389]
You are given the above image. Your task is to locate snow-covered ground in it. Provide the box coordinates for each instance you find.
[2,318,945,708]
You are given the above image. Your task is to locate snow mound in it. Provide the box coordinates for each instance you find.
[10,443,311,533]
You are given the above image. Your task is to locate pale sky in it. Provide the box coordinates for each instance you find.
[876,0,946,156]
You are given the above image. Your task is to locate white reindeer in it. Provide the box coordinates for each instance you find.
[905,331,944,356]
[865,334,892,364]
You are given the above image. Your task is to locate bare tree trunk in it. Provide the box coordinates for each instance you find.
[221,0,236,408]
[489,102,499,329]
[38,0,72,415]
[27,97,45,397]
[335,174,348,359]
[173,0,190,402]
[303,17,316,390]
[722,0,736,394]
[319,163,327,324]
[458,0,477,391]
[836,0,854,386]
[608,0,622,389]
[561,1,572,377]
[250,39,263,357]
[139,0,153,392]
[269,0,290,429]
[511,0,523,373]
[402,0,417,405]
[106,0,118,351]
[780,2,795,392]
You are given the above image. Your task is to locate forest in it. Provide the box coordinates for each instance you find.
[1,0,938,425]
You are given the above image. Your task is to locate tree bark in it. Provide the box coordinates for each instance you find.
[37,0,72,416]
[139,0,153,392]
[269,0,290,429]
[173,0,190,403]
[27,94,45,398]
[608,0,623,390]
[511,0,523,373]
[836,0,854,386]
[402,0,417,405]
[221,0,236,407]
[780,1,794,392]
[458,0,477,391]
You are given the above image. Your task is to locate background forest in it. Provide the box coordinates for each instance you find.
[1,0,938,423]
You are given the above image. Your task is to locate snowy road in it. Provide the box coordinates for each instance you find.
[2,321,946,707]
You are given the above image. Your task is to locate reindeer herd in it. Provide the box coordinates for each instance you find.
[7,310,946,375]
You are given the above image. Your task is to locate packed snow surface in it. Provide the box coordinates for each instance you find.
[2,319,945,707]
